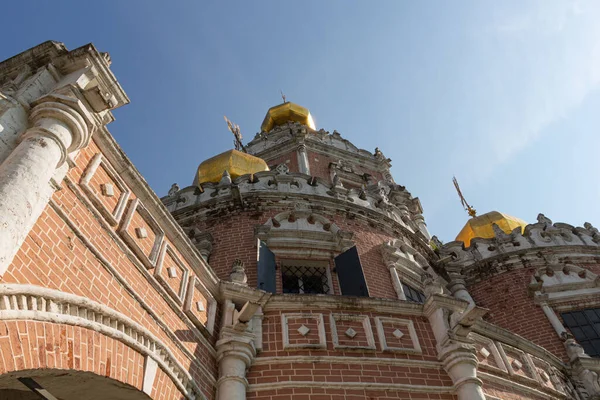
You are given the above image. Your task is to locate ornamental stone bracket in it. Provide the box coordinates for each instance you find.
[423,282,488,400]
[217,280,271,400]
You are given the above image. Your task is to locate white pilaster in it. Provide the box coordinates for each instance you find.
[0,98,90,276]
[296,144,310,175]
[216,331,256,400]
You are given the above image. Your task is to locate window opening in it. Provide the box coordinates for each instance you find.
[402,282,426,304]
[562,308,600,357]
[281,262,330,295]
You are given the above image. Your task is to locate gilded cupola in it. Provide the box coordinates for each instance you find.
[196,149,269,185]
[455,211,528,247]
[260,102,315,132]
[452,177,527,247]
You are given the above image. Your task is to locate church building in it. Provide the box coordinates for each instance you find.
[0,40,599,400]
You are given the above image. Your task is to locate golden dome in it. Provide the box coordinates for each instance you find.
[260,102,315,132]
[456,211,528,247]
[197,149,269,185]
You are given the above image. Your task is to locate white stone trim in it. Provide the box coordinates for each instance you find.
[252,355,442,368]
[184,276,217,334]
[155,241,189,305]
[0,283,204,400]
[329,313,376,350]
[496,343,538,384]
[374,317,422,354]
[479,371,566,400]
[118,198,165,269]
[48,196,217,380]
[248,380,453,394]
[281,313,326,350]
[79,152,130,226]
[469,333,507,374]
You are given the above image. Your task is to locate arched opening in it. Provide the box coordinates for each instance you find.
[0,369,151,400]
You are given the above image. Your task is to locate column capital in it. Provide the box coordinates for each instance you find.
[216,330,256,367]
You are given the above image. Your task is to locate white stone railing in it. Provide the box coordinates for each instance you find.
[0,284,204,400]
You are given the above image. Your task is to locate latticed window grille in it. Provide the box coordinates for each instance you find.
[281,264,330,294]
[562,309,600,357]
[402,282,426,304]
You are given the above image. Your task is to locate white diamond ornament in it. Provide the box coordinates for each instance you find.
[512,359,523,371]
[297,325,310,336]
[345,328,357,338]
[392,329,404,339]
[479,347,491,358]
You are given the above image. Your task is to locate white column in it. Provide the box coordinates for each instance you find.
[296,144,310,175]
[216,334,255,400]
[540,302,568,337]
[0,100,89,276]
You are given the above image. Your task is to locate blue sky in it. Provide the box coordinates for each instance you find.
[2,1,599,242]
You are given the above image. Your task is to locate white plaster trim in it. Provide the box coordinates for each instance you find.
[329,313,376,350]
[543,287,600,303]
[252,355,442,368]
[496,343,538,384]
[0,283,203,400]
[118,198,165,269]
[48,197,217,380]
[264,294,423,316]
[248,380,453,393]
[79,153,130,226]
[374,317,422,354]
[142,356,158,396]
[155,241,189,305]
[184,276,217,335]
[469,333,508,374]
[281,313,326,350]
[479,372,566,400]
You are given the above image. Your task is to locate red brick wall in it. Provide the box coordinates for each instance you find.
[247,309,456,400]
[198,210,399,300]
[469,268,568,361]
[3,140,217,399]
[264,152,299,174]
[0,320,145,390]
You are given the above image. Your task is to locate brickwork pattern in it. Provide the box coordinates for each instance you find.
[469,268,568,361]
[0,320,144,390]
[5,141,217,399]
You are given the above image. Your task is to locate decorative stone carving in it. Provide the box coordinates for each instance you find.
[168,183,180,196]
[275,163,289,175]
[230,259,248,285]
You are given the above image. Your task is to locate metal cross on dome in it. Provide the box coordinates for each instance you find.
[453,176,477,217]
[223,115,245,152]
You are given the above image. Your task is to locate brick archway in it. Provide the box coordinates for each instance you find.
[0,320,186,399]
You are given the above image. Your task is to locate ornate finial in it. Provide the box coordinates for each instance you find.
[453,176,477,217]
[230,259,248,285]
[168,183,180,197]
[280,89,287,103]
[224,115,245,152]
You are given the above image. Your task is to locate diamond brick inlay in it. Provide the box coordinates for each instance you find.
[392,329,404,339]
[479,347,491,358]
[512,359,523,370]
[345,328,357,338]
[297,325,310,336]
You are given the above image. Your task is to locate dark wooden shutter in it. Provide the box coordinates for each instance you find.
[335,246,369,297]
[257,240,276,293]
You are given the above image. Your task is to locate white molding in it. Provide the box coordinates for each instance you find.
[281,313,326,350]
[252,355,442,368]
[248,380,453,394]
[0,283,203,400]
[118,198,165,269]
[329,313,376,350]
[48,197,217,380]
[479,371,566,400]
[469,333,507,374]
[374,317,422,354]
[155,241,189,305]
[496,343,539,385]
[184,276,217,335]
[79,152,130,226]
